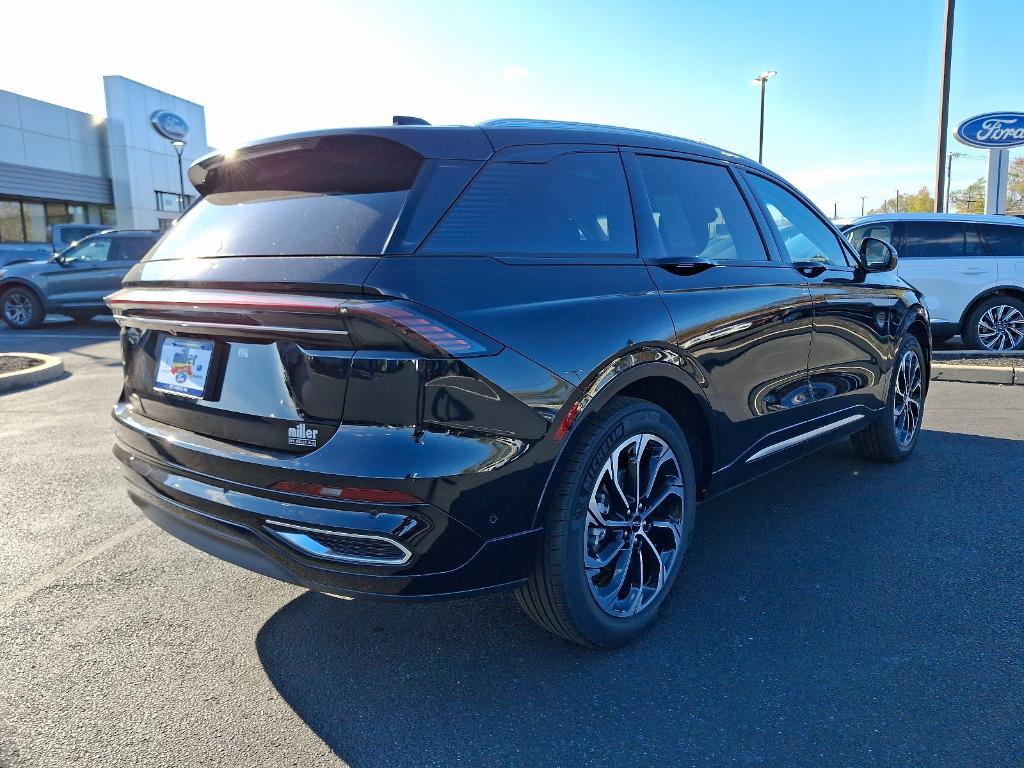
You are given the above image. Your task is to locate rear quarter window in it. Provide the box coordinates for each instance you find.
[976,223,1024,256]
[421,152,636,256]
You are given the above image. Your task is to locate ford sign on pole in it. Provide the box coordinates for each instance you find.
[954,112,1024,149]
[955,112,1023,215]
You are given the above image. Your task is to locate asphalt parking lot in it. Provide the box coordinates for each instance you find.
[1,319,1022,768]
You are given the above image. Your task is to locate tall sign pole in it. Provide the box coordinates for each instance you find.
[934,0,955,213]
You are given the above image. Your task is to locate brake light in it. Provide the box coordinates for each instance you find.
[270,481,422,505]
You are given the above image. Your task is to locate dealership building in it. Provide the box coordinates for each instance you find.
[0,76,210,243]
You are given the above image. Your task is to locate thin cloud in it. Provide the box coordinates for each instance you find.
[503,64,530,81]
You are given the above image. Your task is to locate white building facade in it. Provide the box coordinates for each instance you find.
[0,76,210,242]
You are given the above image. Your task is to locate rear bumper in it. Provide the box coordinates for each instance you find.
[114,435,543,600]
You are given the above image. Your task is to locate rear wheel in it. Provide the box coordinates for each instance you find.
[1,286,44,330]
[516,396,696,648]
[851,335,925,462]
[964,296,1024,351]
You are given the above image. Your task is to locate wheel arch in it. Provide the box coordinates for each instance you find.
[532,355,718,529]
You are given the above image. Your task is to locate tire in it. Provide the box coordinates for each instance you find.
[1,286,44,330]
[516,396,696,648]
[963,295,1024,351]
[851,335,926,463]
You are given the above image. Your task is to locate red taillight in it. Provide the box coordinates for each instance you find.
[105,289,496,357]
[270,481,421,505]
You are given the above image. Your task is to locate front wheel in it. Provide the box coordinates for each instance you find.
[1,286,44,330]
[851,335,926,462]
[516,396,696,648]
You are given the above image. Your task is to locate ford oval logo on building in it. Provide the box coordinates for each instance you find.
[955,112,1024,149]
[151,110,190,142]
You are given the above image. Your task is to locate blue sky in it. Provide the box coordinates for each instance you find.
[6,0,1022,216]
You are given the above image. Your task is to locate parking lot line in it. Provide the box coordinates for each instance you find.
[0,519,149,615]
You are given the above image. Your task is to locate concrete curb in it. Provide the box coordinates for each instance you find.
[932,363,1022,386]
[0,353,64,393]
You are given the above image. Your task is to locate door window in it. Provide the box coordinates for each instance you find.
[844,223,894,253]
[64,237,112,263]
[747,175,850,267]
[113,237,157,261]
[635,156,768,262]
[976,224,1024,256]
[901,222,965,258]
[422,153,635,256]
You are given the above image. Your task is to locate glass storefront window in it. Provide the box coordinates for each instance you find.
[22,202,47,242]
[100,206,117,226]
[67,204,87,224]
[45,201,70,226]
[0,199,25,242]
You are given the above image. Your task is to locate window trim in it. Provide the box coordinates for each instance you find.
[620,149,781,266]
[740,169,855,269]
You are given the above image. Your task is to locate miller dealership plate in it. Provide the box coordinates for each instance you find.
[154,337,215,399]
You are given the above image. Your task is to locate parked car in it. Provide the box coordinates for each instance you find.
[106,120,929,647]
[842,213,1024,350]
[0,230,160,329]
[0,223,107,267]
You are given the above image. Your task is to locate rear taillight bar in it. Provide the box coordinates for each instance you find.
[105,288,499,357]
[106,288,345,314]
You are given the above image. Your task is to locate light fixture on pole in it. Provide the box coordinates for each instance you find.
[752,70,777,164]
[170,139,187,214]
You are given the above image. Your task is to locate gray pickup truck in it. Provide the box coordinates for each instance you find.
[0,223,107,267]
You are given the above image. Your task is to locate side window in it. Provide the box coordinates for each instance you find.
[747,175,850,267]
[902,222,965,258]
[965,224,985,256]
[113,237,156,261]
[976,224,1024,256]
[635,156,768,262]
[65,237,112,263]
[844,223,893,253]
[421,153,635,256]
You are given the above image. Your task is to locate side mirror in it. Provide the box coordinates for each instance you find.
[858,236,897,272]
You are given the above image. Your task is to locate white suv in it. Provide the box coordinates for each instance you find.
[843,214,1024,351]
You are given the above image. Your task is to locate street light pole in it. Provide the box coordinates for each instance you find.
[859,196,867,216]
[171,140,187,215]
[752,70,777,164]
[934,0,956,212]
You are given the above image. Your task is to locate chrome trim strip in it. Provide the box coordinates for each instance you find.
[745,414,865,463]
[112,314,350,337]
[264,519,412,566]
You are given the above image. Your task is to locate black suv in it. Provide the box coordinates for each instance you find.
[107,120,929,647]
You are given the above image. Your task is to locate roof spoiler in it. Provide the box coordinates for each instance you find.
[392,116,430,126]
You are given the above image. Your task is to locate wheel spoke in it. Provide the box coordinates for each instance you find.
[642,482,684,520]
[585,535,627,570]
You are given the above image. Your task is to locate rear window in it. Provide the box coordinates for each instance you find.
[976,223,1024,256]
[147,135,422,259]
[146,191,409,259]
[421,152,635,256]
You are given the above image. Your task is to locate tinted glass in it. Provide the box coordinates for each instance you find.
[113,237,158,261]
[146,190,409,260]
[901,222,965,258]
[845,222,893,253]
[965,224,984,256]
[747,175,849,267]
[66,237,112,262]
[636,156,767,261]
[976,223,1024,256]
[422,153,635,256]
[61,226,100,244]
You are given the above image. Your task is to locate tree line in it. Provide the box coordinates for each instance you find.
[867,157,1024,214]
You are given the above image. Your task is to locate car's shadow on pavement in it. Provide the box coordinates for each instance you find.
[256,429,1023,767]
